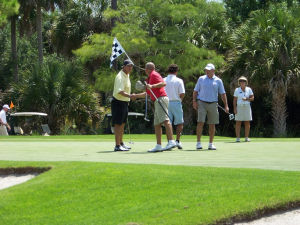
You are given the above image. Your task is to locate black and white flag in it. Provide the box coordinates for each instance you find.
[110,37,125,68]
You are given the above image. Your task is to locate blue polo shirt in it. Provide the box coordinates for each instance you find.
[194,75,226,102]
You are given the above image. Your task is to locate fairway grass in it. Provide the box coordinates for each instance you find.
[1,135,300,224]
[0,161,300,225]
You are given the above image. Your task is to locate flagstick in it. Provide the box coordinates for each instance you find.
[111,38,181,135]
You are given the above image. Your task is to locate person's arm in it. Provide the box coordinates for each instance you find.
[131,92,146,101]
[179,93,185,101]
[221,93,229,113]
[243,95,254,101]
[233,96,237,114]
[146,81,166,89]
[192,90,198,110]
[118,91,131,98]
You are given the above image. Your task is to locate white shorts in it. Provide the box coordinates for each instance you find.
[235,104,252,121]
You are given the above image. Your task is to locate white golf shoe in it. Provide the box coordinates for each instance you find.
[245,138,251,142]
[196,142,203,149]
[236,138,240,142]
[147,145,163,152]
[208,143,217,150]
[176,141,183,149]
[162,140,177,151]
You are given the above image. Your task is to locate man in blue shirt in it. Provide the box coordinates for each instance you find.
[192,63,229,150]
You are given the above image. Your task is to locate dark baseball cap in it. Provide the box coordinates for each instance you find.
[123,59,133,66]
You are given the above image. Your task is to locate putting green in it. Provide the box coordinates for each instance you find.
[1,135,299,171]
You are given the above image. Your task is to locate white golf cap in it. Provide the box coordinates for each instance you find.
[3,104,10,110]
[204,63,215,70]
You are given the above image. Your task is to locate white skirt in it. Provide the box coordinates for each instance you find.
[235,104,252,121]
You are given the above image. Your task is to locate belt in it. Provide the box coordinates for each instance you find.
[237,104,249,106]
[169,100,180,102]
[199,100,216,104]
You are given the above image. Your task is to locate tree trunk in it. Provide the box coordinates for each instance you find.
[11,15,18,82]
[269,70,289,137]
[111,0,118,70]
[37,0,43,65]
[111,0,117,27]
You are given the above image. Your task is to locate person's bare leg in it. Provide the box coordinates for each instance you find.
[120,123,125,143]
[208,124,215,143]
[154,124,162,145]
[196,122,204,142]
[176,124,183,141]
[114,124,122,146]
[163,120,174,141]
[244,121,250,138]
[235,121,242,138]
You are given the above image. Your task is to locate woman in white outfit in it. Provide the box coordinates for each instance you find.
[233,76,254,142]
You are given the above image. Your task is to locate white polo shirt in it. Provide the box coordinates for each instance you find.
[0,109,7,125]
[234,87,253,105]
[164,74,185,102]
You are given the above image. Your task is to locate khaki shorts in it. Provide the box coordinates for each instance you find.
[235,104,252,121]
[197,100,219,124]
[0,125,8,135]
[154,96,169,125]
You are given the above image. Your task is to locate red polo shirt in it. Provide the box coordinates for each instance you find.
[146,70,167,101]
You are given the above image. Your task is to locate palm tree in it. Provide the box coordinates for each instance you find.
[7,59,101,134]
[221,4,300,137]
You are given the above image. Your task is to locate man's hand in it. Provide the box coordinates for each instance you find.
[225,106,229,113]
[193,101,198,110]
[146,84,153,89]
[130,93,137,101]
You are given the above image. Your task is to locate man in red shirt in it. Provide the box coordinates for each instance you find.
[132,62,177,152]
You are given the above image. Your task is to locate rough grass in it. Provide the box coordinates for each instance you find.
[0,161,300,225]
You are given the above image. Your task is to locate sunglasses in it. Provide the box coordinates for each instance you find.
[239,80,246,82]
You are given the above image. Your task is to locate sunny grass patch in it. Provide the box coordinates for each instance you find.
[0,134,299,142]
[0,161,299,225]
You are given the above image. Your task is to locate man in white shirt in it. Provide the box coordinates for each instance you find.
[0,104,11,135]
[164,64,185,149]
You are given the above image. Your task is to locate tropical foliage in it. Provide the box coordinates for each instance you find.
[1,0,300,136]
[4,58,101,134]
[221,3,300,136]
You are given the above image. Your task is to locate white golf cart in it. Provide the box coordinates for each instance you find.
[8,112,50,136]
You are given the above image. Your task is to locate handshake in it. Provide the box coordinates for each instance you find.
[130,93,138,101]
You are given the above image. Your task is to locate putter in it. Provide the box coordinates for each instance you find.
[144,92,150,122]
[218,105,235,120]
[127,118,134,144]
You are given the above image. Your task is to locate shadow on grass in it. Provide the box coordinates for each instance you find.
[96,151,116,153]
[217,201,300,224]
[0,166,52,175]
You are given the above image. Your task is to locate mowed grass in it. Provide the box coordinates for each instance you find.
[1,135,300,224]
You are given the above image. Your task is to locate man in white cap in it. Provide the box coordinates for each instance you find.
[0,104,11,135]
[192,63,229,150]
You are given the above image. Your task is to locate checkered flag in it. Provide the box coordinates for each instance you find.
[110,37,125,68]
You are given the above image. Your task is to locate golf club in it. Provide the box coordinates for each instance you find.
[127,117,134,144]
[112,39,181,135]
[218,105,235,120]
[144,92,150,122]
[133,65,182,136]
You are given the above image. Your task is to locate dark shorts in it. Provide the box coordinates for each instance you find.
[111,97,128,126]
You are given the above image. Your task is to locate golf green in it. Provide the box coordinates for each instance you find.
[1,135,299,171]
